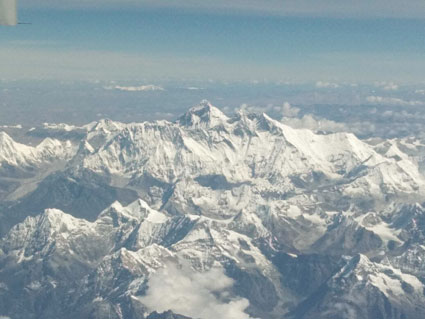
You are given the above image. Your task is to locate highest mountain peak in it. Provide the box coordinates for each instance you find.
[177,100,228,128]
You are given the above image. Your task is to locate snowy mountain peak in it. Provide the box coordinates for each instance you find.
[177,100,228,128]
[98,199,168,226]
[0,131,39,167]
[336,254,425,298]
[90,118,124,135]
[0,131,75,168]
[0,131,13,143]
[0,131,29,149]
[338,253,370,275]
[39,208,89,234]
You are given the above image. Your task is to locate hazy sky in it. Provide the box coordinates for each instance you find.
[1,1,425,82]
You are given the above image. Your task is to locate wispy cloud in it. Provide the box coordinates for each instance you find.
[315,81,340,89]
[0,47,285,81]
[105,84,165,92]
[375,81,399,91]
[366,96,424,106]
[22,0,425,19]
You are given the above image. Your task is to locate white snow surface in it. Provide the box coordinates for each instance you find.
[73,102,425,205]
[0,131,74,168]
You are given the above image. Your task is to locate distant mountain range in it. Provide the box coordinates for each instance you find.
[1,100,425,319]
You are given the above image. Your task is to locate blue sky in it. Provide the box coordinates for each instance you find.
[1,1,425,82]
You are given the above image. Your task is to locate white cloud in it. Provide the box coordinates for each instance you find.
[139,263,254,319]
[281,102,300,117]
[0,124,22,129]
[415,89,425,95]
[366,96,424,106]
[106,84,164,92]
[281,114,380,137]
[238,103,273,114]
[315,81,339,88]
[281,114,347,133]
[186,87,203,90]
[375,81,399,91]
[384,83,399,91]
[237,102,299,117]
[236,101,354,135]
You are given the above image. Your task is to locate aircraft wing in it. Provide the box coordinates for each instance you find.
[0,0,17,26]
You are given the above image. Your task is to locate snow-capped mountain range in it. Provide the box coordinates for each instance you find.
[1,100,425,319]
[0,131,73,168]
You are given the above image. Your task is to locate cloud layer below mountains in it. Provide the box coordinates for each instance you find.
[140,263,253,319]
